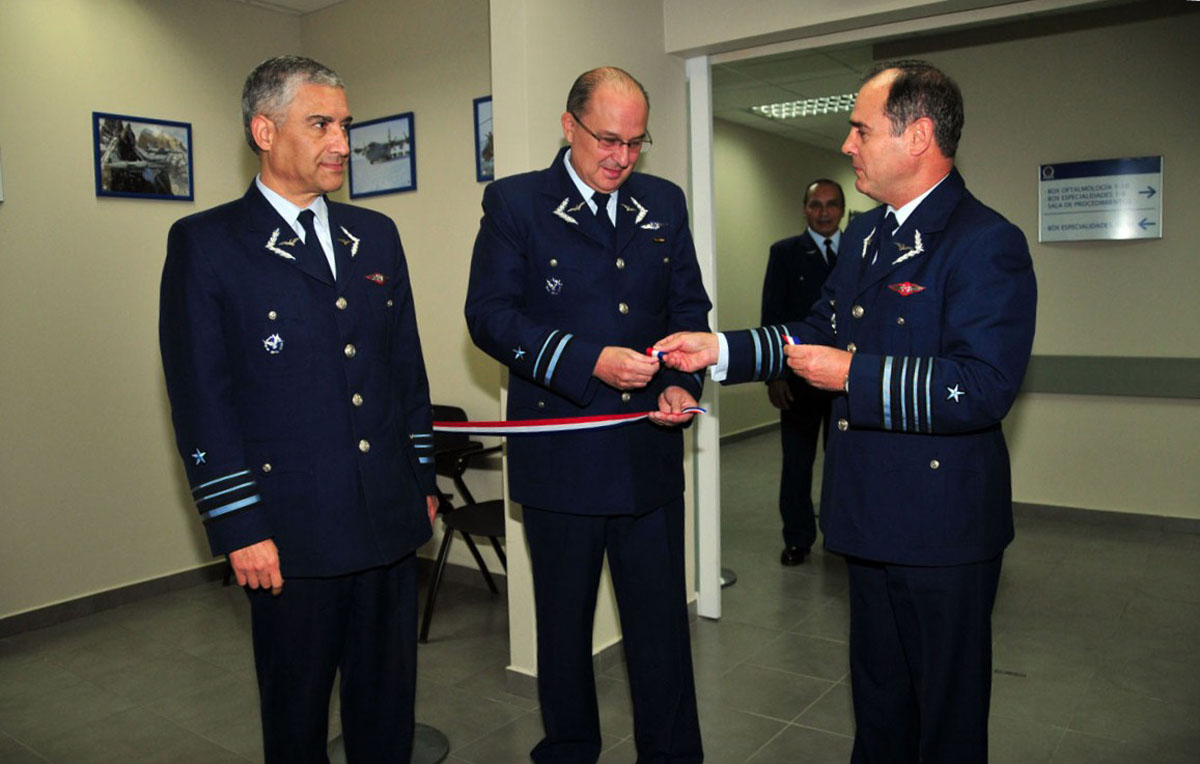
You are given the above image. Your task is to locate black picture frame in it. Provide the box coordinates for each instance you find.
[474,96,494,182]
[92,112,193,200]
[348,112,416,198]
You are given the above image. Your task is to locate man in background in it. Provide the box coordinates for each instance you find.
[465,66,709,763]
[159,55,438,763]
[761,178,844,565]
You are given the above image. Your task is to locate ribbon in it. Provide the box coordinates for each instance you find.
[433,407,706,436]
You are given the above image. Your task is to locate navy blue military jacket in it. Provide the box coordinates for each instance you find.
[726,170,1036,565]
[465,148,711,515]
[762,231,836,404]
[160,183,436,577]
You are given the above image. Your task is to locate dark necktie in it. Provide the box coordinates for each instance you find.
[297,209,334,282]
[875,212,899,266]
[824,237,837,268]
[593,193,615,227]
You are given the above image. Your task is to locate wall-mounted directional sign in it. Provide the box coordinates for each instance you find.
[1038,156,1162,242]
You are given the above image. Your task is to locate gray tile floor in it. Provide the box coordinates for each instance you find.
[2,431,1198,762]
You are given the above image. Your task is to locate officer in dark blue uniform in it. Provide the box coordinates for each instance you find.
[159,56,438,764]
[761,179,844,565]
[654,61,1036,764]
[465,66,710,763]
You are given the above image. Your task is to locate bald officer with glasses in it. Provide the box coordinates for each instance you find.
[465,66,710,763]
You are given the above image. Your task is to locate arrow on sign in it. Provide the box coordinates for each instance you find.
[1138,186,1157,198]
[1138,218,1157,230]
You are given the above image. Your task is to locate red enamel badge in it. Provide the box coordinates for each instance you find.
[889,282,926,296]
[365,273,387,285]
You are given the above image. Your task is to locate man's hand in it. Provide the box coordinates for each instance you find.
[426,495,440,526]
[594,346,660,389]
[228,539,283,595]
[785,344,852,392]
[651,332,719,372]
[649,385,700,427]
[767,379,793,410]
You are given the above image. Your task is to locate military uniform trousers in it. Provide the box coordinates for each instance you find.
[522,498,703,764]
[846,553,1002,764]
[777,383,831,550]
[248,553,419,764]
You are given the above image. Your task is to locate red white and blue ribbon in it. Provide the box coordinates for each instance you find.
[433,407,706,436]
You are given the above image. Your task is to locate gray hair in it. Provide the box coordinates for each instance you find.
[864,60,964,158]
[241,55,343,153]
[565,66,649,118]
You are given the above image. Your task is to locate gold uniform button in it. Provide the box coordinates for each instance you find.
[618,302,629,315]
[358,439,371,453]
[616,258,625,269]
[663,257,670,263]
[351,393,363,407]
[549,258,558,267]
[537,401,546,409]
[837,418,849,431]
[852,305,864,319]
[386,299,394,307]
[621,392,632,403]
[846,342,857,353]
[335,297,348,310]
[262,463,272,473]
[267,310,278,320]
[930,459,940,470]
[344,344,357,358]
[897,316,906,326]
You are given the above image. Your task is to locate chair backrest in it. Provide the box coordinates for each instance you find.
[430,404,481,480]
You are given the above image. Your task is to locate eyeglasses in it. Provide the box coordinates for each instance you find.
[570,113,652,154]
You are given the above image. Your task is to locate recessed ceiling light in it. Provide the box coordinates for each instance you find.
[750,93,857,120]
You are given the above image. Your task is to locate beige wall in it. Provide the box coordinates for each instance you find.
[300,0,501,572]
[693,8,1200,519]
[0,0,300,619]
[0,0,496,621]
[488,0,694,675]
[924,15,1200,518]
[712,118,869,436]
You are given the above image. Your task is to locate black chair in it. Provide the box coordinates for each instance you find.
[420,405,506,643]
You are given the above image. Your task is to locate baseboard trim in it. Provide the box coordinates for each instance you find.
[0,561,228,638]
[1013,502,1200,534]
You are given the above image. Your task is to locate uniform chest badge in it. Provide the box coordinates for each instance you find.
[545,278,563,295]
[889,282,926,296]
[263,333,285,354]
[365,272,387,285]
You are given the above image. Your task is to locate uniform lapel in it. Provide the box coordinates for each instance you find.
[542,148,617,251]
[614,183,647,255]
[327,206,360,293]
[855,169,965,293]
[243,183,334,285]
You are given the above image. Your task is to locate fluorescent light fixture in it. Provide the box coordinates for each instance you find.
[751,93,857,120]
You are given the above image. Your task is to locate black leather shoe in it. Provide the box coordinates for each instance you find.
[780,546,808,566]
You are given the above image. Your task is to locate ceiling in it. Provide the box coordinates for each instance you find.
[711,44,873,153]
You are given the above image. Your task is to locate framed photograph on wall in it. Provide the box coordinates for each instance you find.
[348,112,416,198]
[474,96,494,182]
[92,112,193,200]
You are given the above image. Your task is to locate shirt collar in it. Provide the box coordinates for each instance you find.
[255,175,329,233]
[887,172,950,228]
[807,228,841,251]
[563,149,619,209]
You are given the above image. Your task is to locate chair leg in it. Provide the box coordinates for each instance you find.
[489,536,507,571]
[461,533,499,594]
[419,529,455,643]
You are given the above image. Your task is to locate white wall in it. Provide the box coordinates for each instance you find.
[488,0,694,676]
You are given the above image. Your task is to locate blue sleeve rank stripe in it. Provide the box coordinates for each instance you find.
[411,432,434,464]
[880,355,935,432]
[691,371,703,388]
[533,330,573,386]
[748,325,791,381]
[191,469,261,522]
